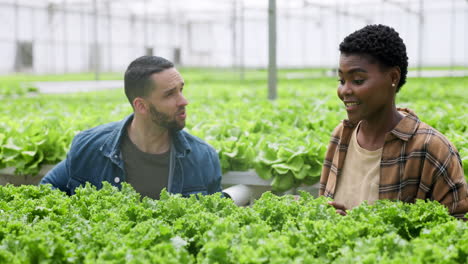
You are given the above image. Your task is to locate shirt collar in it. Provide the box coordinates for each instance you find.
[102,114,191,159]
[341,107,421,143]
[388,108,421,142]
[101,114,134,160]
[170,130,191,158]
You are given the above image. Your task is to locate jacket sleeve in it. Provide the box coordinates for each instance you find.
[39,158,71,194]
[207,148,223,195]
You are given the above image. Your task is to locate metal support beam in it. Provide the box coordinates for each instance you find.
[417,0,424,77]
[80,4,86,72]
[144,0,148,55]
[107,2,112,72]
[62,0,68,73]
[382,0,422,16]
[14,0,19,72]
[304,1,372,23]
[466,0,468,68]
[93,0,100,80]
[232,0,237,69]
[240,0,245,80]
[450,0,455,74]
[47,3,56,73]
[268,0,277,100]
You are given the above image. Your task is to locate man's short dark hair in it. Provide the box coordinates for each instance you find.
[339,24,408,93]
[124,56,174,106]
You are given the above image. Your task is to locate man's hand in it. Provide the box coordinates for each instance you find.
[328,201,347,216]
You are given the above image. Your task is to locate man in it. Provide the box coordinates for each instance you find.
[40,56,222,199]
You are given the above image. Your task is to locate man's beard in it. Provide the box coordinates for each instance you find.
[149,104,185,132]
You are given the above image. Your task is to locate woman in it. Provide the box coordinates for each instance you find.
[319,24,468,219]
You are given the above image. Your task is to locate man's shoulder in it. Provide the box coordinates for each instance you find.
[180,130,216,154]
[71,121,122,151]
[80,121,120,135]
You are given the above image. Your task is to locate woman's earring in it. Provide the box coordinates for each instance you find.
[392,83,395,87]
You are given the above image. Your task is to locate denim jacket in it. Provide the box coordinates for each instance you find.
[40,114,223,196]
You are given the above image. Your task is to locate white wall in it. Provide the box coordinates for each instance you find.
[0,1,466,74]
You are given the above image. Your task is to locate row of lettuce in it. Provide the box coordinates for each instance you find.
[0,73,125,97]
[0,76,467,191]
[0,80,37,96]
[0,183,467,263]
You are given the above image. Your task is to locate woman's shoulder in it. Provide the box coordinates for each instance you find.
[330,120,356,137]
[411,121,459,154]
[396,108,457,152]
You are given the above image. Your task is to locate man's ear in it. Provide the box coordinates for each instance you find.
[133,97,148,114]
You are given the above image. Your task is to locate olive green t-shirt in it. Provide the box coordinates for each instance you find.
[120,131,170,199]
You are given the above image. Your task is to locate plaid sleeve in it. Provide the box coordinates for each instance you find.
[319,123,343,197]
[425,131,468,219]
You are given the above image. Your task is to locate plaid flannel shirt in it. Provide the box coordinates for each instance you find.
[319,108,468,219]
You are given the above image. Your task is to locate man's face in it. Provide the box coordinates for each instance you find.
[146,68,188,131]
[149,103,185,131]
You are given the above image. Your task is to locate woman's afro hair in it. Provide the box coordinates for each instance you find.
[339,24,408,92]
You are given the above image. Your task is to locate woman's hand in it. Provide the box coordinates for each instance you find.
[328,201,347,216]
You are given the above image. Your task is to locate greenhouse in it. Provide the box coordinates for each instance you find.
[0,0,467,263]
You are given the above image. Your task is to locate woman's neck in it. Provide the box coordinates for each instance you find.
[357,106,403,151]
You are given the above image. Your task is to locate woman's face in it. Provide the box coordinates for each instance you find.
[337,53,397,124]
